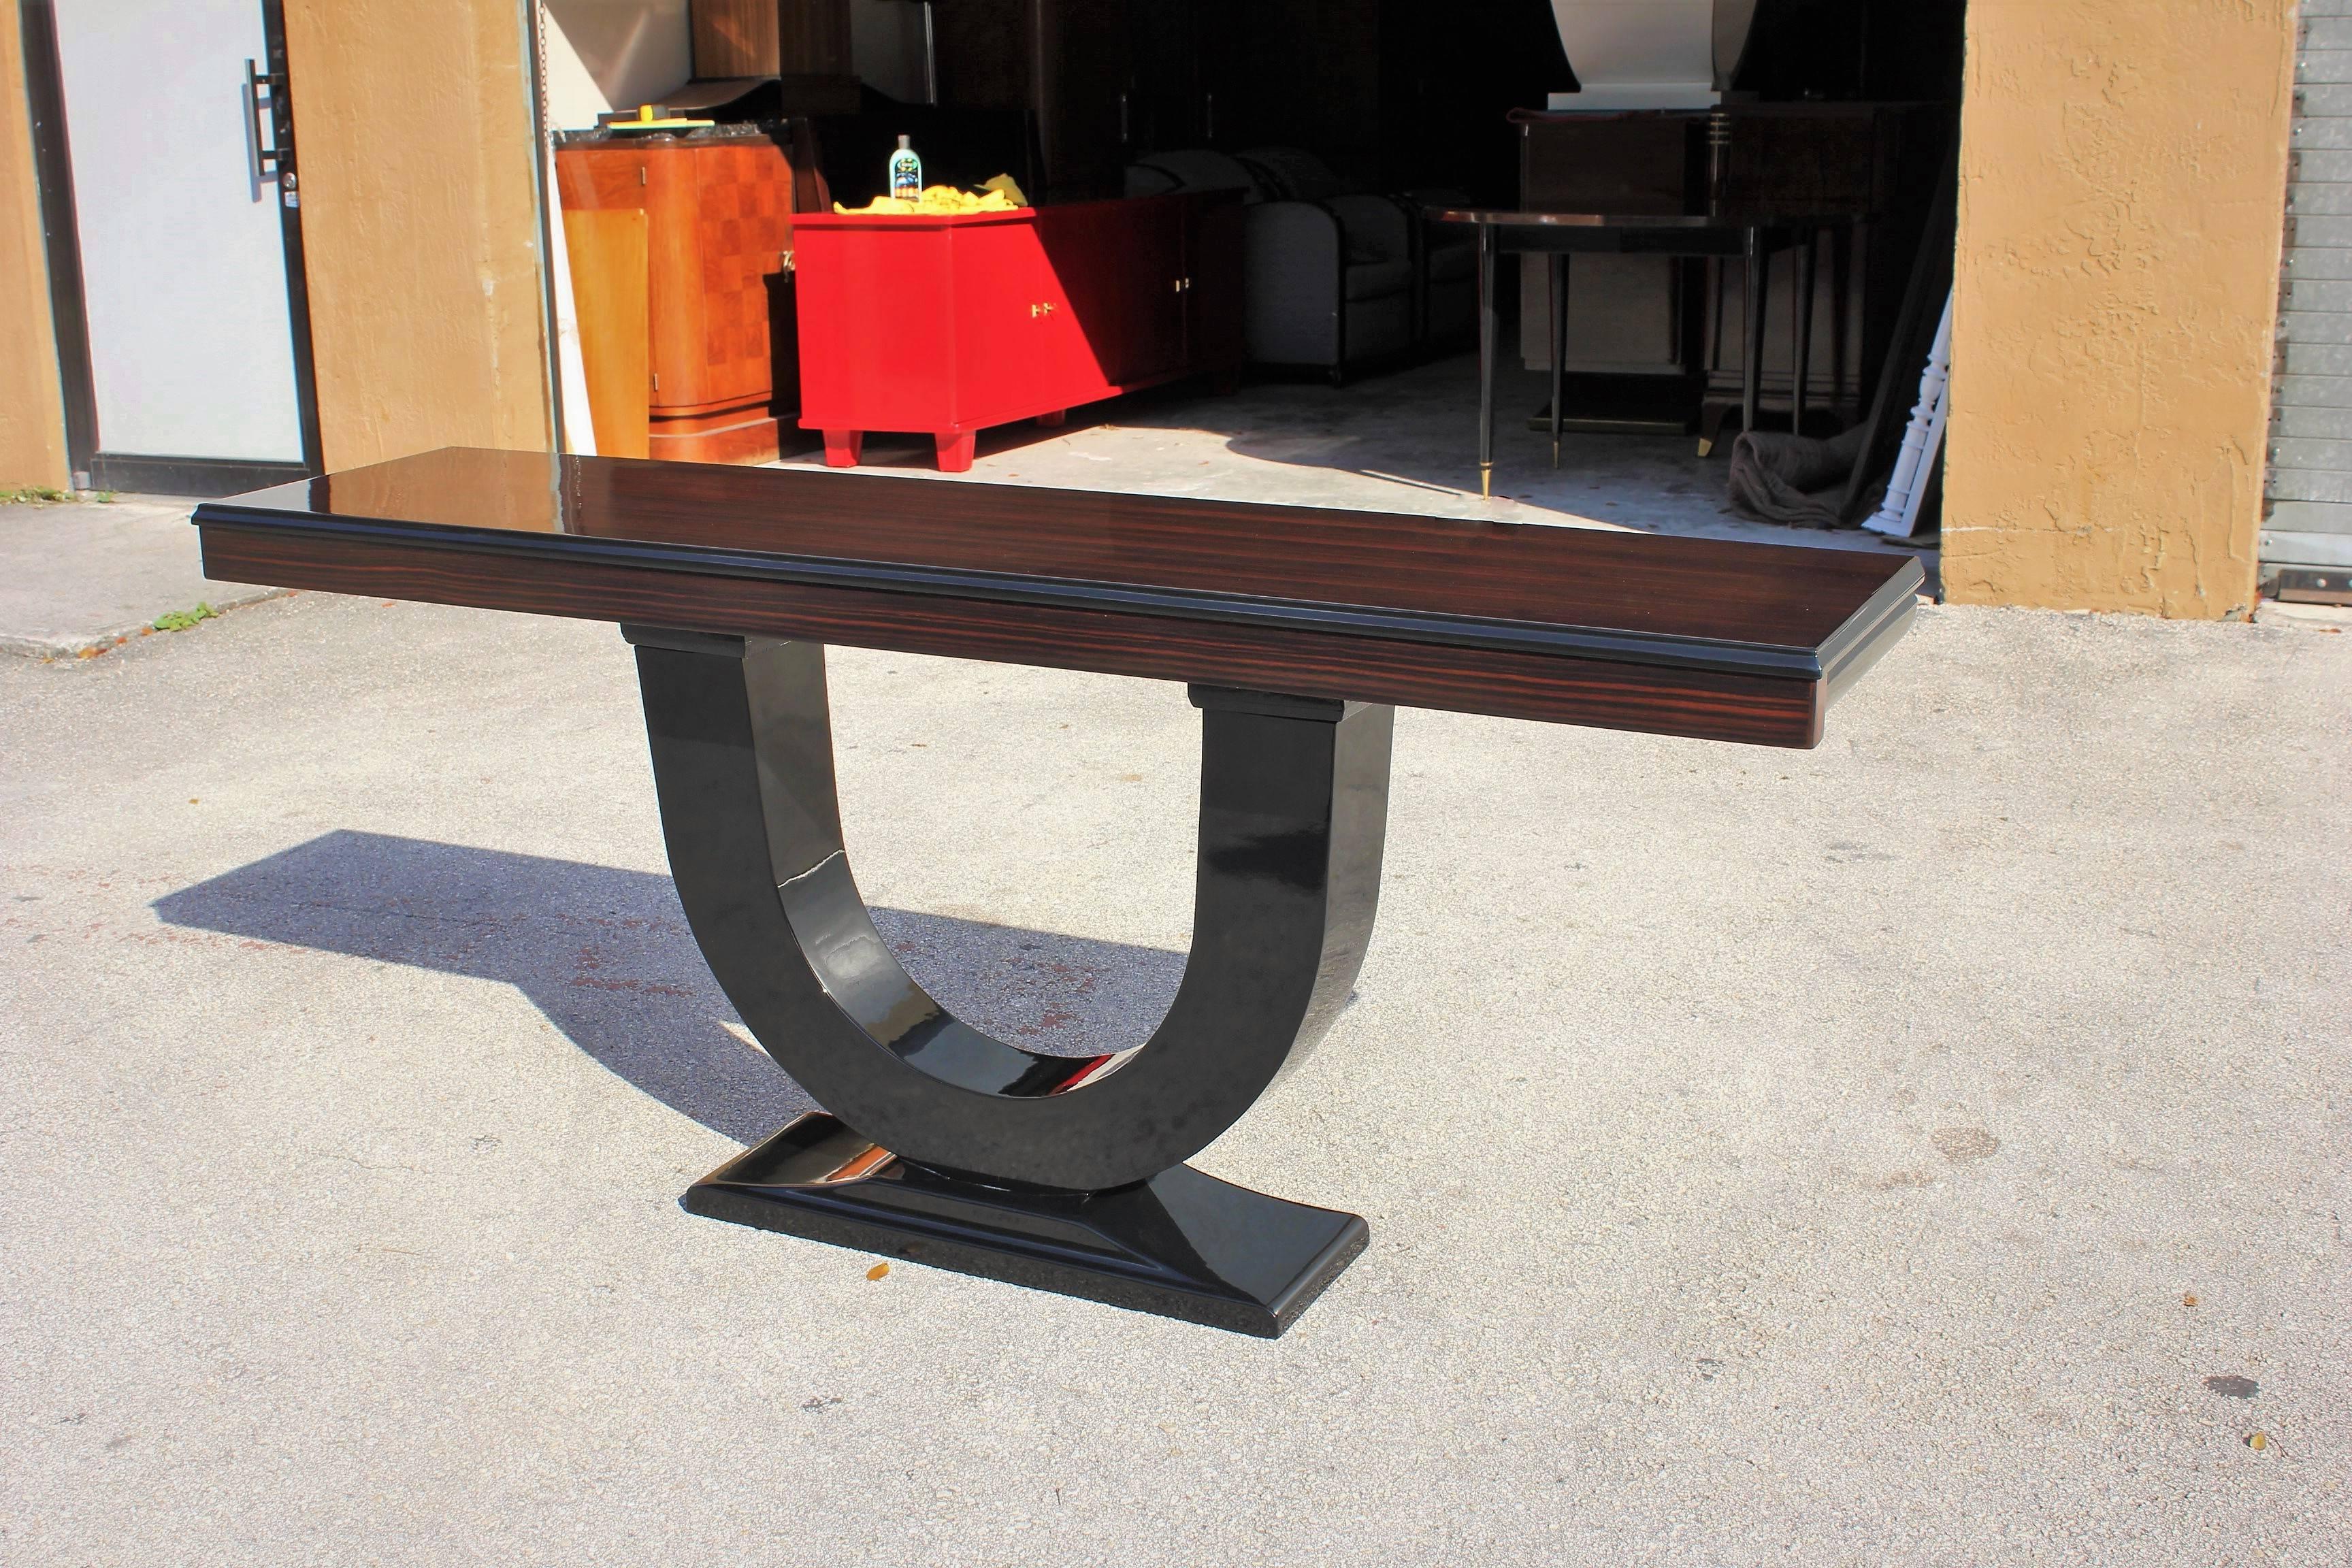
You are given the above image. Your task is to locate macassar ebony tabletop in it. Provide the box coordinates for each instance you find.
[197,446,1917,747]
[193,447,1921,1335]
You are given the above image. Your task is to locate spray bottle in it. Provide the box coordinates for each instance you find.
[889,135,923,201]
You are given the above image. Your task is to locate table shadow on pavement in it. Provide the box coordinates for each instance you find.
[153,830,1187,1146]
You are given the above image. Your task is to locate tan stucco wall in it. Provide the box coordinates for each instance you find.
[0,0,70,491]
[1942,0,2296,618]
[283,0,553,470]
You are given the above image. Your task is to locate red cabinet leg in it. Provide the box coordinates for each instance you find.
[935,431,978,472]
[1036,409,1066,427]
[823,431,864,468]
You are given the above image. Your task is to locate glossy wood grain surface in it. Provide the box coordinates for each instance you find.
[193,447,1921,747]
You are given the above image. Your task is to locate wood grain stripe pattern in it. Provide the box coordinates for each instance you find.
[200,527,1820,746]
[193,448,1923,749]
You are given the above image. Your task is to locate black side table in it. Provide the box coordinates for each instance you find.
[1426,208,1846,495]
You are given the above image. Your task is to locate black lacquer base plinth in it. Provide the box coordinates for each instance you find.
[686,1114,1369,1337]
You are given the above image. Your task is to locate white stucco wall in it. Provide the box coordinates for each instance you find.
[542,0,692,129]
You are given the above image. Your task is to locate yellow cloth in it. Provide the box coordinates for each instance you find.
[833,174,1028,216]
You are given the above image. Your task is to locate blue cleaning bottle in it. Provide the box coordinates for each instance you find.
[889,135,923,201]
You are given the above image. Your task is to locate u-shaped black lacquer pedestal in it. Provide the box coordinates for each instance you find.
[627,627,1394,1335]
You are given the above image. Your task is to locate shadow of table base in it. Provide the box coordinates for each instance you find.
[154,830,1186,1147]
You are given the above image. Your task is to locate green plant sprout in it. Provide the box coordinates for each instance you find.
[152,603,220,633]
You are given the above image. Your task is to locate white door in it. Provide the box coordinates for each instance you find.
[51,0,305,466]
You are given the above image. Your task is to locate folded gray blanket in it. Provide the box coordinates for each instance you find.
[1725,425,1874,530]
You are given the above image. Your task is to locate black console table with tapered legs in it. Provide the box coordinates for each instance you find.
[1426,208,1850,493]
[193,448,1919,1337]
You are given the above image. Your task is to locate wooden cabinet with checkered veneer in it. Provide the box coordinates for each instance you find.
[556,130,806,463]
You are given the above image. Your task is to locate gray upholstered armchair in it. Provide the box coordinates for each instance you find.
[1125,148,1416,382]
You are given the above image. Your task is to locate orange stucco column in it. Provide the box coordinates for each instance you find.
[1942,0,2296,619]
[282,0,553,470]
[0,0,71,491]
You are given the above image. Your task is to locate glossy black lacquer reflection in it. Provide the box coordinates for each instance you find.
[628,627,1390,1330]
[687,1113,1369,1337]
[631,628,1390,1192]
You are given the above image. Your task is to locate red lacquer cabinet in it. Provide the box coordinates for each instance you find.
[791,192,1242,471]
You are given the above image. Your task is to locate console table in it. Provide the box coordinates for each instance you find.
[1426,209,1846,495]
[193,449,1921,1335]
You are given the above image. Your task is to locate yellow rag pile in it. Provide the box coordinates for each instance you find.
[835,174,1028,216]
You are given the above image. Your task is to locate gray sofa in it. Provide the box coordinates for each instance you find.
[1126,148,1469,382]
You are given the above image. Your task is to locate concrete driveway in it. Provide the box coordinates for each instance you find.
[0,497,278,659]
[2,589,2346,1565]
